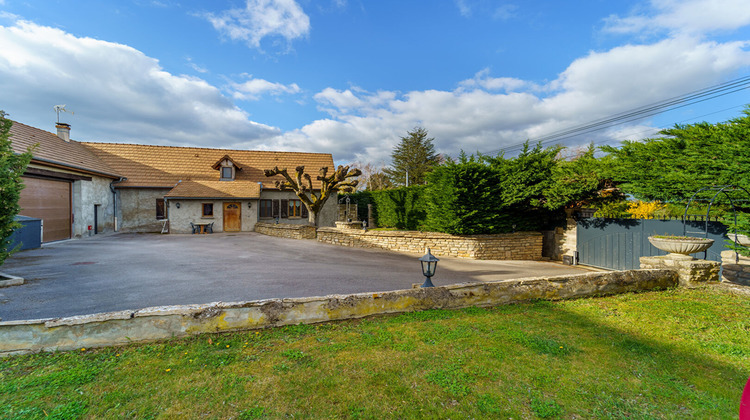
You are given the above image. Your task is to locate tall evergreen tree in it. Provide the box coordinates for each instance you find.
[0,111,33,265]
[384,127,441,186]
[602,108,750,202]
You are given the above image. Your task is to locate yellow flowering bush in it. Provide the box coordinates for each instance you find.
[627,201,665,219]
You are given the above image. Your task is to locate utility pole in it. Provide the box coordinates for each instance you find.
[406,170,409,187]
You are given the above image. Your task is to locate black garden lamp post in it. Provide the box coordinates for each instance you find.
[419,248,439,288]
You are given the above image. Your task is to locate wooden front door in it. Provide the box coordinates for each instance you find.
[223,202,241,232]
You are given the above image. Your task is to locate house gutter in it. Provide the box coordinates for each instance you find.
[258,182,263,221]
[109,177,126,232]
[165,180,182,226]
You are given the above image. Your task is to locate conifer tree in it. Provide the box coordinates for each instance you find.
[384,127,441,186]
[0,111,33,265]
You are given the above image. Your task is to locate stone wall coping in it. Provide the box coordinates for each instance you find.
[256,222,313,231]
[316,227,540,240]
[0,269,677,355]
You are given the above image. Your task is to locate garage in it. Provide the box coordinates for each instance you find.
[18,176,72,242]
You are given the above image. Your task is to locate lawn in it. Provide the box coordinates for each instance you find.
[1,287,749,419]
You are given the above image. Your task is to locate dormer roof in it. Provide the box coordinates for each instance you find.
[211,155,243,171]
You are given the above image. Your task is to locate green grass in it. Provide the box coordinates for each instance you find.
[2,287,749,419]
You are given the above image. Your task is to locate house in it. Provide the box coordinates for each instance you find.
[9,120,338,240]
[9,122,122,241]
[82,142,337,234]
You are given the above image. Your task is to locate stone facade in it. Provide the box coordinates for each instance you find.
[0,269,677,355]
[72,176,116,237]
[721,250,750,286]
[255,222,317,240]
[316,228,543,260]
[258,190,338,227]
[639,255,720,287]
[168,199,259,234]
[117,188,172,232]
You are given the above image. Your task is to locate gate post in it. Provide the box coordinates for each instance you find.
[640,255,719,287]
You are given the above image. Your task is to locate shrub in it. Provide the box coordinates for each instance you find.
[422,161,504,235]
[350,186,427,230]
[0,112,33,265]
[627,201,665,219]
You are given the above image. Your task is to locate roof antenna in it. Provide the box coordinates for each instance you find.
[53,105,74,123]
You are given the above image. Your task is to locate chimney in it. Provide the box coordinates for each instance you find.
[56,123,71,142]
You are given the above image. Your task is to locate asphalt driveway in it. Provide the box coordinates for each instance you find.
[0,232,592,321]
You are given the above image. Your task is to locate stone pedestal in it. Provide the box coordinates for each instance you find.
[335,221,364,230]
[640,255,720,287]
[721,250,750,286]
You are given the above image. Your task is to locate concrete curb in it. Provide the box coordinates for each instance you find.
[0,272,24,288]
[0,269,677,356]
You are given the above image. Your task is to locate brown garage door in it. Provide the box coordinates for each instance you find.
[18,177,71,242]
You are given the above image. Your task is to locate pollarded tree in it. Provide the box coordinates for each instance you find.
[264,165,361,226]
[384,127,441,186]
[0,111,33,266]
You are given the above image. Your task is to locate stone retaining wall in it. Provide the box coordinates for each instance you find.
[316,228,542,260]
[721,250,750,286]
[0,269,676,356]
[255,222,316,239]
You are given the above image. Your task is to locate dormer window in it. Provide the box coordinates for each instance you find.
[212,155,242,181]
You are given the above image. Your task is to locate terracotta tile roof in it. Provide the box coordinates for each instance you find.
[81,142,335,190]
[165,180,261,199]
[8,121,121,178]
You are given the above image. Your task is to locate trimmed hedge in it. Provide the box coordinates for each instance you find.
[350,186,428,230]
[422,161,503,235]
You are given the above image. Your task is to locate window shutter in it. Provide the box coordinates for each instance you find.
[301,203,309,218]
[281,199,289,218]
[272,199,279,218]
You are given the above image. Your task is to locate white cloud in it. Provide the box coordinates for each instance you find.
[604,0,750,36]
[455,0,472,17]
[267,35,750,165]
[203,0,310,49]
[2,6,749,170]
[0,20,279,147]
[459,68,533,92]
[314,87,396,115]
[229,75,300,100]
[186,57,208,74]
[455,1,517,20]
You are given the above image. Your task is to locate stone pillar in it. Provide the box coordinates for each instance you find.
[721,250,750,286]
[367,204,375,229]
[559,208,577,264]
[640,255,720,287]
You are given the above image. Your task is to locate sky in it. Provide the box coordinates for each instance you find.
[1,0,750,167]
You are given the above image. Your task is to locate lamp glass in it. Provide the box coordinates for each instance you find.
[421,260,437,277]
[418,248,439,277]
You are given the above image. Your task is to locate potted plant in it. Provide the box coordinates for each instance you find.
[648,235,714,258]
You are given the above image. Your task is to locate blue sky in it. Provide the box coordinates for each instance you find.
[1,0,749,167]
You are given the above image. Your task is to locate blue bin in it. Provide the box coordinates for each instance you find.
[8,215,42,251]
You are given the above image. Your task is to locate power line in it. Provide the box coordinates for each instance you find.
[490,74,750,155]
[607,104,746,145]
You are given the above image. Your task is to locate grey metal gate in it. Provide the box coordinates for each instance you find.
[576,218,729,270]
